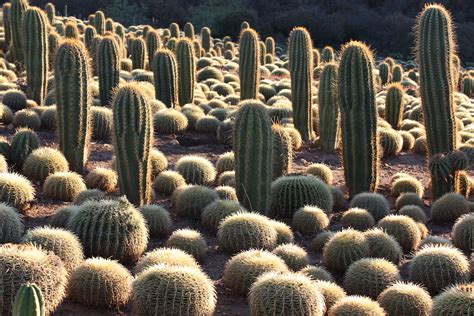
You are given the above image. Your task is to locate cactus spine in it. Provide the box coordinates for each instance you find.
[112,83,153,206]
[54,40,92,174]
[97,36,120,106]
[385,83,405,129]
[131,38,146,70]
[3,3,12,49]
[417,4,457,199]
[338,41,379,196]
[201,27,212,52]
[176,38,195,106]
[239,28,260,100]
[146,30,161,69]
[318,62,339,152]
[11,0,29,65]
[94,10,105,35]
[233,101,272,212]
[152,49,179,108]
[12,283,45,316]
[45,2,55,24]
[289,27,314,142]
[23,7,49,105]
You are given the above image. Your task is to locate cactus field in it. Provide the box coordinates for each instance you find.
[0,1,473,315]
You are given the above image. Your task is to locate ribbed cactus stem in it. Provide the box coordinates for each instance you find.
[2,4,12,48]
[184,22,194,40]
[47,31,59,68]
[152,48,179,108]
[84,26,97,52]
[12,283,45,316]
[265,37,275,58]
[259,41,266,65]
[97,36,120,107]
[11,0,29,65]
[417,4,457,199]
[385,83,405,129]
[392,65,403,83]
[54,40,92,174]
[379,62,391,85]
[65,22,79,40]
[146,30,161,70]
[45,2,55,24]
[176,38,195,106]
[105,18,114,33]
[94,10,105,35]
[239,28,260,100]
[338,41,379,196]
[289,27,314,142]
[233,100,272,212]
[170,22,180,39]
[201,27,212,52]
[318,62,339,152]
[112,83,153,206]
[131,38,146,70]
[23,7,49,105]
[322,46,334,63]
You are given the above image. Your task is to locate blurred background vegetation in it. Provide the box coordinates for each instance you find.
[29,0,474,62]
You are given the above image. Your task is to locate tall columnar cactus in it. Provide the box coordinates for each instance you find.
[97,36,120,107]
[2,3,12,49]
[146,30,161,70]
[152,49,179,108]
[11,0,29,65]
[45,2,55,24]
[259,41,266,65]
[54,40,92,174]
[23,7,48,105]
[318,62,339,152]
[12,283,45,316]
[379,62,391,85]
[201,27,212,52]
[176,38,195,106]
[338,41,379,196]
[112,83,153,206]
[322,46,334,63]
[170,22,180,39]
[131,38,146,70]
[385,83,405,129]
[417,4,457,199]
[105,18,114,33]
[289,27,314,142]
[65,22,79,40]
[265,37,275,58]
[84,26,97,52]
[239,28,260,100]
[233,100,272,212]
[392,65,403,83]
[94,10,105,35]
[47,31,59,68]
[184,22,194,40]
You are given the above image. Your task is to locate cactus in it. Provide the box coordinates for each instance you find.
[64,22,79,39]
[338,41,379,196]
[399,205,428,224]
[175,155,216,186]
[321,46,334,63]
[112,83,153,206]
[94,10,105,35]
[131,38,146,69]
[22,147,69,183]
[271,125,293,179]
[452,213,474,253]
[42,171,86,202]
[84,167,117,193]
[265,37,275,58]
[132,265,216,315]
[329,296,385,316]
[73,189,106,205]
[341,208,375,231]
[3,90,27,112]
[105,18,114,33]
[152,49,179,108]
[55,40,92,174]
[10,128,39,169]
[0,202,24,244]
[344,258,401,299]
[13,109,41,130]
[233,101,272,212]
[135,247,200,274]
[300,265,334,282]
[291,206,329,235]
[45,2,54,23]
[176,38,195,106]
[417,4,457,199]
[391,64,403,82]
[10,0,29,65]
[145,30,161,69]
[432,283,474,316]
[216,152,234,174]
[48,205,79,228]
[165,228,207,261]
[378,282,433,316]
[364,228,402,264]
[249,272,325,316]
[47,31,59,68]
[380,128,403,156]
[391,176,424,198]
[0,244,68,315]
[3,4,12,48]
[0,172,35,211]
[23,7,48,105]
[68,197,148,263]
[201,199,245,233]
[318,62,339,152]
[169,22,180,38]
[201,27,212,52]
[377,215,421,252]
[322,229,369,272]
[385,83,405,129]
[430,192,469,224]
[139,204,172,238]
[461,76,473,97]
[152,170,185,196]
[239,28,260,100]
[312,230,335,252]
[379,62,391,85]
[288,27,314,141]
[349,192,390,222]
[175,185,218,218]
[12,283,45,316]
[91,106,112,141]
[272,243,309,271]
[184,22,194,39]
[409,245,470,294]
[97,36,120,106]
[68,258,132,309]
[307,163,334,185]
[153,109,188,133]
[269,176,333,219]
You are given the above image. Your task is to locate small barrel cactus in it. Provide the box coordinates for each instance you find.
[22,147,69,183]
[175,185,218,219]
[272,243,309,271]
[10,128,39,170]
[165,228,207,261]
[349,192,390,222]
[175,155,216,186]
[364,228,402,264]
[134,247,200,274]
[0,202,24,244]
[432,283,474,316]
[291,206,330,235]
[322,229,369,272]
[328,296,385,316]
[42,171,86,202]
[378,282,433,316]
[139,205,172,238]
[201,199,245,233]
[0,172,35,211]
